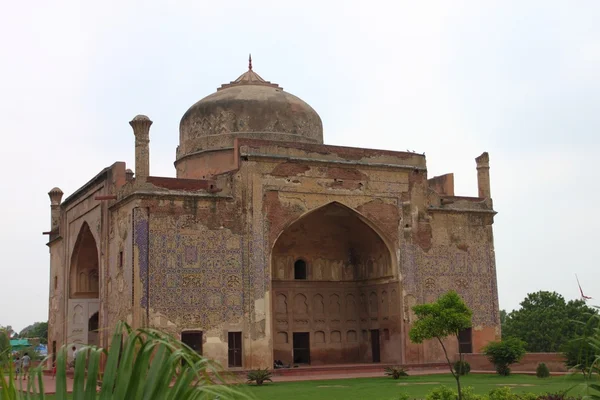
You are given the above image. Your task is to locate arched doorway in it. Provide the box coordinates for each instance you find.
[68,222,100,347]
[271,202,402,366]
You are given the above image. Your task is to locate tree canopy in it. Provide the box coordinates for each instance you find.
[18,321,48,344]
[0,329,10,367]
[502,291,598,352]
[0,325,14,339]
[409,291,473,344]
[409,290,472,400]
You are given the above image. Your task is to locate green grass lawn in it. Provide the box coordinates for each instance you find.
[240,373,592,400]
[40,373,594,400]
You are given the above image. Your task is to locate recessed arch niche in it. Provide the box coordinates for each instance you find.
[69,222,100,299]
[271,202,401,365]
[67,222,101,347]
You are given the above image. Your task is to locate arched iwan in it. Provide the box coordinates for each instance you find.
[270,201,402,366]
[67,222,101,348]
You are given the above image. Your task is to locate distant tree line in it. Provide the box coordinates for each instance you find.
[501,290,599,370]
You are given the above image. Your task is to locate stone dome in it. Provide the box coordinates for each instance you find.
[176,58,323,162]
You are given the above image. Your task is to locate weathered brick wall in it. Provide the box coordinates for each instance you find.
[104,204,135,334]
[418,212,500,352]
[463,353,567,372]
[47,239,65,358]
[47,162,127,367]
[132,198,245,367]
[146,210,244,330]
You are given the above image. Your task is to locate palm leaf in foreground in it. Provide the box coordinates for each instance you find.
[1,321,251,400]
[583,308,600,400]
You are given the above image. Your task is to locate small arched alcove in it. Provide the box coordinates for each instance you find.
[69,222,99,299]
[271,202,401,366]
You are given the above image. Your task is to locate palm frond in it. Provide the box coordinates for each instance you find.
[0,321,250,400]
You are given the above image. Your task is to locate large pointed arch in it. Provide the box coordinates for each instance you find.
[271,201,397,269]
[69,222,99,299]
[270,201,402,366]
[271,201,397,280]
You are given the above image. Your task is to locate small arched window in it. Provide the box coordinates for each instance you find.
[294,260,307,280]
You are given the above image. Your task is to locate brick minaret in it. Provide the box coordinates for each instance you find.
[129,115,153,181]
[48,187,63,231]
[475,152,491,199]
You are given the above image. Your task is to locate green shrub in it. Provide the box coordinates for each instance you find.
[385,366,409,379]
[517,393,539,400]
[397,393,411,400]
[483,338,526,376]
[461,386,485,400]
[426,385,483,400]
[246,368,273,386]
[454,360,471,376]
[536,362,550,378]
[426,385,458,400]
[488,386,517,400]
[561,337,597,373]
[535,391,571,400]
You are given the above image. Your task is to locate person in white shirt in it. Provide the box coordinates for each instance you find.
[71,346,78,368]
[21,353,31,380]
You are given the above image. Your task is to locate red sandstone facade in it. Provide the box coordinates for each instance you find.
[46,60,500,369]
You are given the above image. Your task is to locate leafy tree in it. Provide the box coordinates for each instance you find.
[483,338,526,376]
[0,325,14,339]
[0,329,10,367]
[502,291,597,352]
[18,321,48,344]
[409,290,472,400]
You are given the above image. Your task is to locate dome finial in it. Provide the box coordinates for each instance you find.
[248,53,252,70]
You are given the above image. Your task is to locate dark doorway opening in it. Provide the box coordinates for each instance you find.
[182,331,203,355]
[294,260,307,280]
[370,329,381,363]
[458,328,473,354]
[293,332,310,364]
[88,312,99,346]
[228,332,242,367]
[88,312,99,332]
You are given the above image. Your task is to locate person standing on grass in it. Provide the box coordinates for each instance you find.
[21,353,31,380]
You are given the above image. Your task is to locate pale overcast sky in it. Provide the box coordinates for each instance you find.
[1,1,599,331]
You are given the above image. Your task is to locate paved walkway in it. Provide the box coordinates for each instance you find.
[14,375,76,395]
